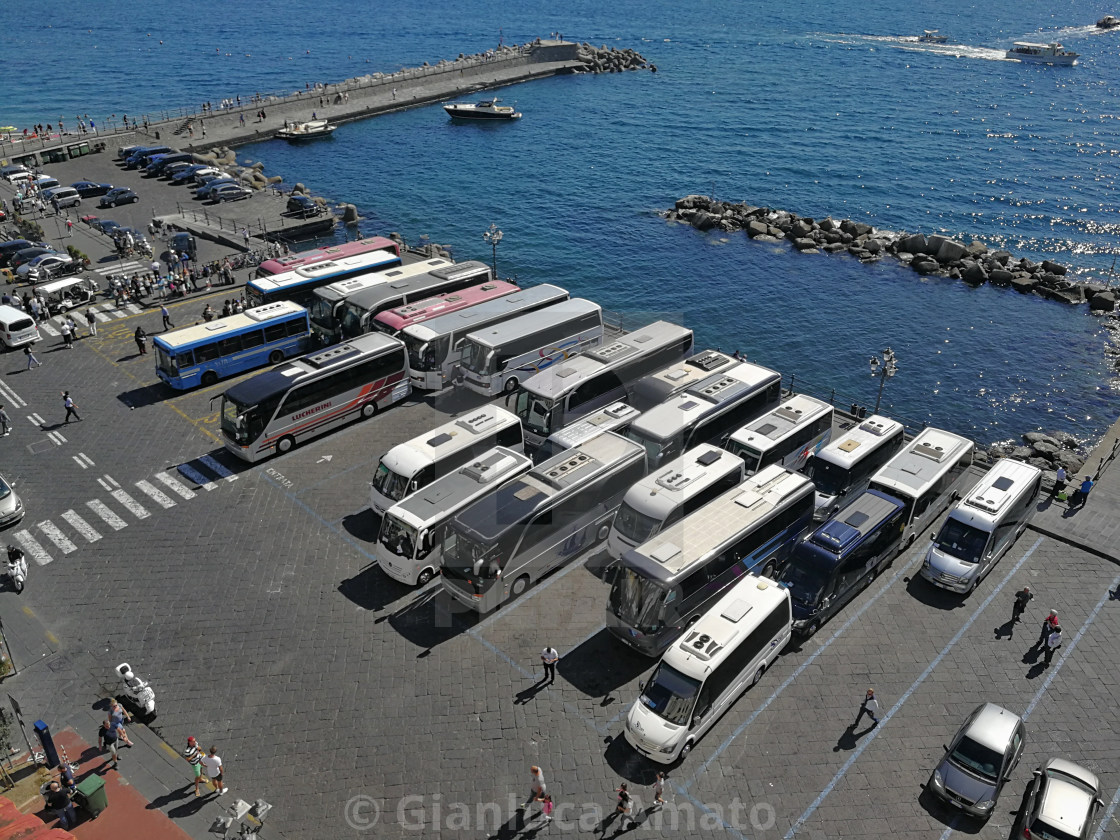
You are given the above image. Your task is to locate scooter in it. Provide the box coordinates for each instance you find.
[6,546,27,594]
[115,662,156,718]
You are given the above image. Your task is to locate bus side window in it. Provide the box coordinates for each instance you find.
[571,372,623,413]
[264,323,287,343]
[242,329,265,350]
[176,349,195,367]
[498,423,524,449]
[195,343,219,363]
[287,318,308,337]
[218,336,243,357]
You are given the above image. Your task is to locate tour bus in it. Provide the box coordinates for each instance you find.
[220,333,410,462]
[154,301,311,389]
[624,574,792,763]
[803,414,906,521]
[458,298,607,397]
[724,394,834,475]
[606,465,814,657]
[308,257,454,344]
[867,426,975,548]
[336,261,493,341]
[376,447,534,586]
[629,350,739,412]
[245,249,403,309]
[512,321,695,452]
[920,459,1042,594]
[400,286,576,391]
[626,362,783,470]
[372,279,522,336]
[0,304,40,348]
[607,444,745,561]
[441,432,647,613]
[369,405,524,515]
[533,402,643,464]
[778,489,907,637]
[255,237,401,278]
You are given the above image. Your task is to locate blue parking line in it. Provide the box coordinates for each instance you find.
[782,537,1043,838]
[1092,780,1120,840]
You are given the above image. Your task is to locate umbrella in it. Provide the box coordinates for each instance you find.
[0,127,17,132]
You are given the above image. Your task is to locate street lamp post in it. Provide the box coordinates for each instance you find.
[869,347,898,415]
[482,223,503,278]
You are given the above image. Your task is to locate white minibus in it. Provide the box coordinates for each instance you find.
[0,305,40,348]
[369,405,524,514]
[624,574,791,763]
[724,394,834,475]
[920,459,1041,593]
[606,444,745,561]
[629,350,739,411]
[804,414,906,521]
[376,447,533,586]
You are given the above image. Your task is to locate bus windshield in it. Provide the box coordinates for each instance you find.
[371,462,413,505]
[639,663,701,727]
[515,391,555,438]
[155,346,179,377]
[404,334,450,372]
[221,395,263,447]
[308,296,337,331]
[934,519,989,564]
[442,529,500,579]
[804,458,852,497]
[726,441,763,473]
[609,567,669,634]
[462,341,493,375]
[612,503,662,546]
[777,552,832,608]
[339,303,365,339]
[380,514,419,560]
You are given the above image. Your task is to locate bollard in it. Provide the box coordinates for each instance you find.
[33,720,60,768]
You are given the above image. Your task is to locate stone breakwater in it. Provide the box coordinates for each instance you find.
[665,195,1117,313]
[988,432,1086,478]
[573,43,655,73]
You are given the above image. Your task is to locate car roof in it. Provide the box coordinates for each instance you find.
[963,702,1022,753]
[1038,758,1100,836]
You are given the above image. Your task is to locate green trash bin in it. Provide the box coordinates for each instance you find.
[75,774,107,817]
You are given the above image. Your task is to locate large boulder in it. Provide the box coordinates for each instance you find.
[990,250,1013,266]
[1053,450,1086,473]
[1011,276,1038,294]
[912,256,940,275]
[790,219,814,238]
[1009,446,1034,461]
[840,219,872,237]
[1023,432,1059,445]
[925,234,948,256]
[900,233,927,254]
[863,238,883,254]
[1045,287,1084,305]
[962,263,988,285]
[1041,260,1067,276]
[819,217,837,232]
[1089,290,1116,312]
[935,238,969,263]
[691,211,720,231]
[1031,441,1061,458]
[988,268,1015,286]
[966,240,988,257]
[792,238,818,252]
[746,220,770,238]
[675,194,709,211]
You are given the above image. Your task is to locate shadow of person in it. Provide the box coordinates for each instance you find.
[514,680,549,706]
[834,724,860,752]
[1026,661,1048,680]
[993,618,1016,640]
[1022,644,1042,664]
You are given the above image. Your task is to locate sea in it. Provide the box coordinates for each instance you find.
[6,0,1120,446]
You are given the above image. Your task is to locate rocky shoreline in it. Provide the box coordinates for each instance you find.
[573,43,654,73]
[665,195,1117,312]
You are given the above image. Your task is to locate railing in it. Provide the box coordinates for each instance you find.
[783,372,931,438]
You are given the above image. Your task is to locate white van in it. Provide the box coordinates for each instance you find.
[920,459,1042,593]
[43,186,81,209]
[624,574,791,763]
[0,305,40,348]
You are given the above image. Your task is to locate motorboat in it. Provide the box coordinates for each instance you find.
[1005,42,1079,65]
[276,119,337,140]
[443,99,522,121]
[1097,15,1120,28]
[917,30,948,43]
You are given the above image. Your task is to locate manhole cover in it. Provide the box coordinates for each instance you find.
[28,440,54,455]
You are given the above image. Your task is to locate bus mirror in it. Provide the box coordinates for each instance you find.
[929,532,935,540]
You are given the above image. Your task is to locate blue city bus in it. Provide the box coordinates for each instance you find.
[154,300,312,390]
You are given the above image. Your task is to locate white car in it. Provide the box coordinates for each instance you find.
[210,183,253,202]
[0,473,25,529]
[190,168,226,185]
[16,253,74,281]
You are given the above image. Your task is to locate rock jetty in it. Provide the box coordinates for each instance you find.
[666,195,1116,312]
[573,43,654,73]
[988,431,1087,482]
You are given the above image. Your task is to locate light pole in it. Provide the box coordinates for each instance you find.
[869,347,898,415]
[483,223,503,278]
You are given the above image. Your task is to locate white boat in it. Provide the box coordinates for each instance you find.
[917,30,948,44]
[1006,42,1079,65]
[1097,15,1120,29]
[276,119,337,140]
[443,99,522,121]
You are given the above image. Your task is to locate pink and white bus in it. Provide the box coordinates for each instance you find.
[372,280,521,337]
[255,237,401,278]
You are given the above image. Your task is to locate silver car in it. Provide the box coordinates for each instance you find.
[0,474,25,529]
[928,702,1026,819]
[1016,758,1103,839]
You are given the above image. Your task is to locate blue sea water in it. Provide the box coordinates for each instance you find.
[6,0,1120,444]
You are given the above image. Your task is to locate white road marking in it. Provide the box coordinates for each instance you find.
[199,454,237,482]
[39,323,59,336]
[0,380,26,408]
[75,452,95,468]
[112,308,129,319]
[28,413,44,426]
[13,530,52,565]
[61,510,101,543]
[125,303,142,314]
[103,474,120,488]
[110,489,150,520]
[37,521,77,554]
[72,456,88,469]
[177,463,217,491]
[93,311,112,323]
[96,477,112,492]
[134,480,175,509]
[86,499,127,531]
[154,471,196,500]
[47,431,66,446]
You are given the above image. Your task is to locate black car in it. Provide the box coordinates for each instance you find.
[0,240,41,268]
[286,194,323,219]
[99,189,139,208]
[95,220,123,236]
[71,181,114,198]
[10,247,54,271]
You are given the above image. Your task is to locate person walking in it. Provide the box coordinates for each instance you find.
[85,308,97,337]
[61,391,80,424]
[65,218,73,236]
[45,781,77,829]
[1051,466,1068,498]
[183,736,206,796]
[523,765,546,808]
[201,746,228,795]
[109,701,134,747]
[615,783,635,830]
[0,405,10,437]
[161,304,173,331]
[538,793,554,823]
[24,345,41,369]
[202,303,215,322]
[65,316,78,342]
[99,717,120,769]
[854,688,880,727]
[59,319,73,349]
[1012,586,1033,624]
[1036,609,1059,647]
[1043,624,1062,666]
[1071,475,1094,509]
[134,326,148,355]
[651,771,666,808]
[541,645,559,684]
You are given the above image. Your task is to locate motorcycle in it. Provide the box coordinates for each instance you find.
[6,546,27,593]
[115,662,156,718]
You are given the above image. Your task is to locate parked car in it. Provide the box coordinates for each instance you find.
[285,194,323,218]
[10,247,55,271]
[193,170,230,186]
[33,175,60,191]
[211,184,253,203]
[171,164,211,184]
[94,220,123,236]
[71,181,114,198]
[99,188,139,208]
[5,169,33,185]
[0,473,25,529]
[1,165,30,182]
[16,253,76,282]
[1014,758,1103,840]
[0,240,45,268]
[161,161,194,179]
[927,702,1025,820]
[145,153,194,176]
[194,178,237,200]
[168,232,197,260]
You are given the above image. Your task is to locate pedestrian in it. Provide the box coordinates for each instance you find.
[541,645,559,684]
[62,391,80,424]
[1012,586,1032,624]
[59,319,73,349]
[65,316,78,341]
[1052,465,1068,498]
[45,781,77,829]
[134,326,148,355]
[854,687,880,727]
[1035,609,1059,647]
[201,746,228,795]
[24,345,41,369]
[242,228,250,247]
[183,736,206,796]
[85,308,97,336]
[65,218,73,236]
[0,405,9,437]
[109,701,134,746]
[1072,475,1094,509]
[615,783,634,827]
[539,792,553,823]
[99,718,119,769]
[523,765,545,807]
[1043,624,1062,666]
[161,304,173,331]
[651,772,665,807]
[202,303,215,322]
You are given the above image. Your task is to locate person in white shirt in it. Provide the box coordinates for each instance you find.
[854,688,880,727]
[1044,625,1062,666]
[540,646,559,684]
[200,746,227,795]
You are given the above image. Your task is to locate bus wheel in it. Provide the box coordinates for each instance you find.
[361,402,378,420]
[511,575,530,598]
[596,523,611,543]
[276,435,295,454]
[679,740,694,759]
[417,568,435,586]
[268,349,284,364]
[760,560,775,578]
[503,377,519,394]
[751,665,765,686]
[804,620,820,638]
[201,370,218,387]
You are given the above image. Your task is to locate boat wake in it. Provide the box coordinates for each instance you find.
[813,33,1009,61]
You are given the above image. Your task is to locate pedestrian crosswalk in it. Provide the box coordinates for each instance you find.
[12,453,243,566]
[90,260,147,277]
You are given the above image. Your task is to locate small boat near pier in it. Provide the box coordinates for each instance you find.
[276,119,337,141]
[443,99,522,121]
